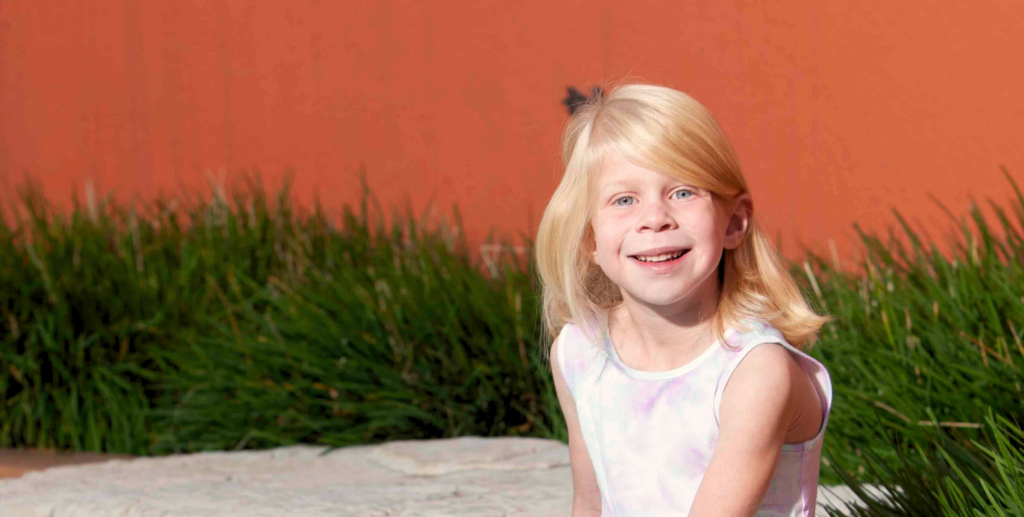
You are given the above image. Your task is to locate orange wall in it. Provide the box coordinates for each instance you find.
[2,1,1022,269]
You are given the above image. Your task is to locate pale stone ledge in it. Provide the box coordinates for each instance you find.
[0,436,884,516]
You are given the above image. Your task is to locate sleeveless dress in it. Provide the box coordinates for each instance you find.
[556,316,833,516]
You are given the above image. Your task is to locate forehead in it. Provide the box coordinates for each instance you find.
[594,152,676,190]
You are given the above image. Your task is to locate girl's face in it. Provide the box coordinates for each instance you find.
[590,150,750,313]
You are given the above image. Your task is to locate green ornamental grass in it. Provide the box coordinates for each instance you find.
[1,168,1023,515]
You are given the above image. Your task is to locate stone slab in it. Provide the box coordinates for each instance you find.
[0,436,885,516]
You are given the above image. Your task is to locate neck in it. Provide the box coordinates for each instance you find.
[610,274,721,361]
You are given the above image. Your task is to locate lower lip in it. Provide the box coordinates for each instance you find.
[630,252,688,272]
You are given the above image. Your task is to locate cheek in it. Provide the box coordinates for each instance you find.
[591,223,614,251]
[694,214,723,240]
[595,237,615,257]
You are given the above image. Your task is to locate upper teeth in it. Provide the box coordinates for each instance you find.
[636,250,685,262]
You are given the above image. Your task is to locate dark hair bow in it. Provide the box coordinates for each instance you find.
[562,85,604,115]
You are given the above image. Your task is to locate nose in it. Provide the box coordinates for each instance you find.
[637,198,677,232]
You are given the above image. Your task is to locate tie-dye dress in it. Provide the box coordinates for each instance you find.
[555,316,833,516]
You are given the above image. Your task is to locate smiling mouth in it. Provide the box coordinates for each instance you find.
[630,249,690,263]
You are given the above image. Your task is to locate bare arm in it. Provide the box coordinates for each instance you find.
[688,343,798,517]
[550,332,603,516]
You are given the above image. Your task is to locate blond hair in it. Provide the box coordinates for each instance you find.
[534,81,832,365]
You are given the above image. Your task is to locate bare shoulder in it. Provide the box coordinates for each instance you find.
[720,344,798,431]
[723,343,823,444]
[731,343,799,394]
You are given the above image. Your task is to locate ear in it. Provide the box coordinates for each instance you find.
[723,194,752,250]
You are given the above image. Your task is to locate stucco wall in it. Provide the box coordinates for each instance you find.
[1,1,1021,266]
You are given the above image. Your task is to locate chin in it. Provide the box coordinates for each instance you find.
[629,291,689,307]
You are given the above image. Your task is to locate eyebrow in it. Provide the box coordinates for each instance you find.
[600,179,636,193]
[600,179,689,194]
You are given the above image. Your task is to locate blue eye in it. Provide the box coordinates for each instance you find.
[614,196,635,206]
[674,189,694,199]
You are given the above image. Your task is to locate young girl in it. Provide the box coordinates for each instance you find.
[535,82,834,516]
